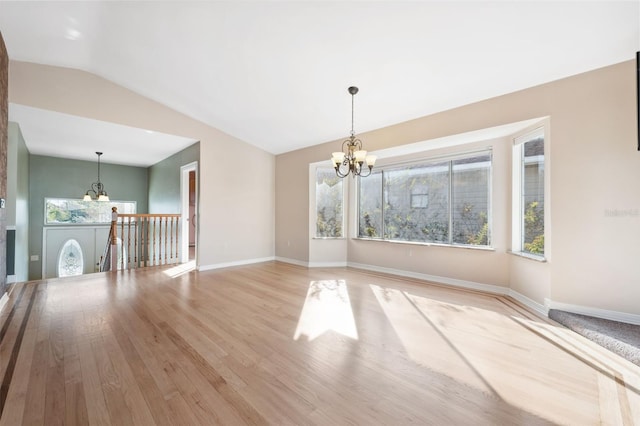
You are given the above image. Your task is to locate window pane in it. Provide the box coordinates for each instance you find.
[384,162,449,243]
[452,154,491,245]
[315,169,343,237]
[358,171,383,238]
[57,239,84,277]
[45,199,137,224]
[522,138,544,255]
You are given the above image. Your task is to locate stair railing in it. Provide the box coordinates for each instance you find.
[104,207,182,271]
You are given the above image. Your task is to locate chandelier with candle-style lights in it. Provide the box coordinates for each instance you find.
[331,86,376,178]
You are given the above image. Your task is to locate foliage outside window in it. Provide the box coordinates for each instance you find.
[358,151,491,246]
[45,198,137,225]
[513,128,545,256]
[315,169,343,238]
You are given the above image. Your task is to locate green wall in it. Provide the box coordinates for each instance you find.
[148,142,199,213]
[7,122,29,282]
[28,155,149,280]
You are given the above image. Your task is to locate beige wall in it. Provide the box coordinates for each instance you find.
[276,60,640,316]
[9,61,275,269]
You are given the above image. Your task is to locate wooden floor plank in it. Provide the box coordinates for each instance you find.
[77,312,114,426]
[0,284,44,426]
[0,262,638,425]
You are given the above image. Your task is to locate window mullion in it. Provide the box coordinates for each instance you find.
[381,170,386,239]
[448,160,453,245]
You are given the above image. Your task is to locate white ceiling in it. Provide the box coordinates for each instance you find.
[0,1,639,162]
[9,104,197,167]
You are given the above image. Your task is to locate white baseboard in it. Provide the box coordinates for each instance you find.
[274,257,309,267]
[348,262,510,296]
[308,261,348,268]
[546,299,640,325]
[199,257,639,324]
[198,256,275,271]
[509,290,548,317]
[6,275,16,284]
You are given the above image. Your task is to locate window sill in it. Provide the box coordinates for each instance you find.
[312,237,347,240]
[508,250,547,262]
[352,237,495,252]
[44,223,111,227]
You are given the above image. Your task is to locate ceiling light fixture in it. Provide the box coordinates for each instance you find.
[331,86,376,178]
[83,152,110,201]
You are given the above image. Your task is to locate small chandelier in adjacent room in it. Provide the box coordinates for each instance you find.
[83,152,110,201]
[331,86,376,178]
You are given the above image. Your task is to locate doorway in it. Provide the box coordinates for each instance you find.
[181,162,198,263]
[43,226,110,278]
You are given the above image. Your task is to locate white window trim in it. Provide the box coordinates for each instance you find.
[511,126,546,259]
[356,149,493,247]
[44,197,137,226]
[309,163,347,240]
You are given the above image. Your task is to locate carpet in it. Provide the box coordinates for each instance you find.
[548,309,640,367]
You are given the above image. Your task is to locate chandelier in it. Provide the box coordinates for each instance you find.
[83,152,110,201]
[331,86,376,178]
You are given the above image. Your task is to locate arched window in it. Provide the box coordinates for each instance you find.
[57,239,84,277]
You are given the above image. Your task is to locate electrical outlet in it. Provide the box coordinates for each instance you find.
[0,198,5,209]
[30,255,39,261]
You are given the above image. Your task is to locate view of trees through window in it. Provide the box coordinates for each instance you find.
[358,152,491,246]
[521,137,545,255]
[45,198,137,224]
[315,169,343,237]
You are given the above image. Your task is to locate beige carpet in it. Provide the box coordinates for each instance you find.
[549,309,640,367]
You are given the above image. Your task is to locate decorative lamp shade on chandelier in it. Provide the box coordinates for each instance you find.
[331,86,376,178]
[83,152,110,201]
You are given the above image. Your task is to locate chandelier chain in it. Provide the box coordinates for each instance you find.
[351,92,355,137]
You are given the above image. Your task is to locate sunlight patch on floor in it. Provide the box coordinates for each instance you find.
[369,284,493,394]
[381,287,602,425]
[294,280,359,341]
[163,260,196,278]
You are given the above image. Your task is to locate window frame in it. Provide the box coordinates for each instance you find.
[356,148,493,248]
[511,126,546,260]
[44,198,137,226]
[312,166,346,239]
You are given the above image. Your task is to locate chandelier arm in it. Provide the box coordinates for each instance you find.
[352,137,363,151]
[335,163,350,178]
[356,166,373,178]
[341,138,351,152]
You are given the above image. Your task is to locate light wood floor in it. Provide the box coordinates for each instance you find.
[0,262,638,425]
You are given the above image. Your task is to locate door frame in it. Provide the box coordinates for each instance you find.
[42,225,110,278]
[180,161,198,264]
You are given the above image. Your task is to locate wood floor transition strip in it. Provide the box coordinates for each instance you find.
[0,284,38,416]
[0,285,27,345]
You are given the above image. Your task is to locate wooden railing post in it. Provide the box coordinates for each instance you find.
[110,207,118,272]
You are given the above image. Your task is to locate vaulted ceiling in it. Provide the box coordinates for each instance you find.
[1,1,638,163]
